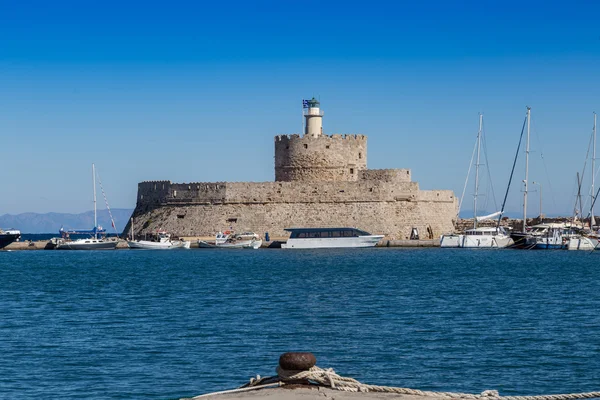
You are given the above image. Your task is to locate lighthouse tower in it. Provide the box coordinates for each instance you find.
[304,97,323,137]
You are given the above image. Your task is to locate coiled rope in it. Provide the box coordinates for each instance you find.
[185,365,600,399]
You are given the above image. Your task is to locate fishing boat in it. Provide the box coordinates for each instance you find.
[440,114,512,248]
[55,164,119,250]
[0,228,21,250]
[199,231,262,249]
[128,224,190,249]
[281,227,383,249]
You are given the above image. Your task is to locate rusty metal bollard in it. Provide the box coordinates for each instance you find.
[278,352,317,387]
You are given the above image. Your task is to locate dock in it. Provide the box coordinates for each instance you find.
[1,238,440,251]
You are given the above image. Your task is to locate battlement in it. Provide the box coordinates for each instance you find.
[275,133,367,142]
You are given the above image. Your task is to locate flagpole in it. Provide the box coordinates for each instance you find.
[301,99,304,135]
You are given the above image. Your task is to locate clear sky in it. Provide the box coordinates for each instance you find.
[2,0,600,217]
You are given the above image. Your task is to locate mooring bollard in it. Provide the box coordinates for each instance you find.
[279,352,316,371]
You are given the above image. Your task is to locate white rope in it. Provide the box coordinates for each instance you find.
[275,366,600,400]
[184,365,600,399]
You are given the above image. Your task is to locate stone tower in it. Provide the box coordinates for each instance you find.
[274,99,367,182]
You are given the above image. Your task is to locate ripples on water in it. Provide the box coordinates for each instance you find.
[1,249,599,399]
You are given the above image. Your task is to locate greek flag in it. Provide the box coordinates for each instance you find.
[302,99,309,108]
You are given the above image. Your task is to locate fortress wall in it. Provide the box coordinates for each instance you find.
[136,180,422,206]
[168,182,227,203]
[359,169,411,183]
[137,181,171,205]
[128,199,457,240]
[417,190,456,203]
[275,134,367,182]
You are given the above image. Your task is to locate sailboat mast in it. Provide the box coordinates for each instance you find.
[592,112,597,229]
[93,163,97,239]
[474,113,482,229]
[523,106,531,232]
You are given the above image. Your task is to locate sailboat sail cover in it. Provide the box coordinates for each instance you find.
[476,211,502,222]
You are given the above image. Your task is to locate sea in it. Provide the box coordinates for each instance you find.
[1,248,599,400]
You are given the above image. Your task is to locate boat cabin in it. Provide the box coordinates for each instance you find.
[285,227,372,239]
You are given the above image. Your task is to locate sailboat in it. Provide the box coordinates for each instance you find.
[506,107,573,249]
[55,164,119,250]
[568,112,600,250]
[440,114,513,248]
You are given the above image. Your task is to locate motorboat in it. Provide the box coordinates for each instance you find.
[0,228,21,250]
[199,231,262,249]
[281,227,383,249]
[128,231,190,249]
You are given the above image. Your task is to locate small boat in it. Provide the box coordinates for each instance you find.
[128,230,191,249]
[281,227,383,249]
[199,231,262,249]
[0,228,21,250]
[55,164,119,250]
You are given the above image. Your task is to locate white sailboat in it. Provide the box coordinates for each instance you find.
[440,114,512,248]
[55,164,119,250]
[569,112,600,250]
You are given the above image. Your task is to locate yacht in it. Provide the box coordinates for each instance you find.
[440,114,512,248]
[281,227,383,249]
[443,226,513,248]
[0,228,21,250]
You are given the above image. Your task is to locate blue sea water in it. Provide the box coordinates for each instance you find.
[1,248,599,400]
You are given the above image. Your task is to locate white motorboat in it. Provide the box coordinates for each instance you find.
[440,114,512,248]
[199,231,262,249]
[128,231,190,249]
[56,164,119,250]
[281,227,383,249]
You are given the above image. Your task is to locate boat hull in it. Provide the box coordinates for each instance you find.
[440,233,513,248]
[0,233,21,250]
[281,235,383,249]
[567,237,599,251]
[56,240,119,250]
[199,239,262,249]
[128,240,191,249]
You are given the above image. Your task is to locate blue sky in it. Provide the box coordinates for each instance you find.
[1,0,600,217]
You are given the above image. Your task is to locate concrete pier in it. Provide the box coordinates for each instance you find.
[191,387,438,399]
[1,238,440,251]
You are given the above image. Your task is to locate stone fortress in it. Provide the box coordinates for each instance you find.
[126,98,457,240]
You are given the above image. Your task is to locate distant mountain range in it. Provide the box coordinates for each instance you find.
[0,209,134,234]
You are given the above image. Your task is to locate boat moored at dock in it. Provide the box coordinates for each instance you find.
[199,231,262,249]
[128,231,190,249]
[0,228,21,249]
[281,227,383,249]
